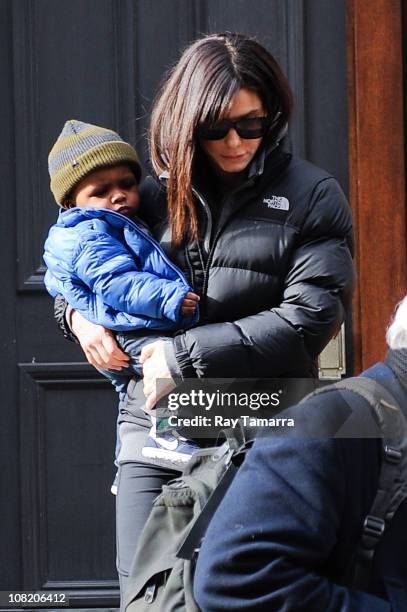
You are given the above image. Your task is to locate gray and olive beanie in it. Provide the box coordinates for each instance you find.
[48,119,142,205]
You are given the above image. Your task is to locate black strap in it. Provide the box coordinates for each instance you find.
[177,426,255,561]
[217,422,258,451]
[176,460,238,560]
[311,376,407,590]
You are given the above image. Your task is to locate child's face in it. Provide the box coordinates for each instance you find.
[68,164,139,216]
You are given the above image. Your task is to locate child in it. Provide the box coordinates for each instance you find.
[44,119,200,472]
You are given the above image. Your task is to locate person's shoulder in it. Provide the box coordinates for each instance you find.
[53,208,112,235]
[287,156,333,182]
[282,156,346,197]
[254,376,383,441]
[71,216,116,241]
[58,213,129,264]
[45,214,84,257]
[267,153,346,206]
[283,157,351,236]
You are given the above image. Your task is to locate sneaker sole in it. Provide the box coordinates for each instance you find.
[142,447,193,463]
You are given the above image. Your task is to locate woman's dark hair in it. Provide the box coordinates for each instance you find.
[149,32,293,246]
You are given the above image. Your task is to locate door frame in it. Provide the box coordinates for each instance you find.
[347,0,407,372]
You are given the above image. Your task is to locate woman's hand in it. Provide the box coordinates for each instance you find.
[140,340,176,410]
[70,310,129,370]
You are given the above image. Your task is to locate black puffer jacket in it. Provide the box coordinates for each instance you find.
[138,146,355,379]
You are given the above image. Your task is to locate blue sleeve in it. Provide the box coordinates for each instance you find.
[73,231,189,323]
[194,436,391,612]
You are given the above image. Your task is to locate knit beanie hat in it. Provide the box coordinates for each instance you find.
[48,120,142,205]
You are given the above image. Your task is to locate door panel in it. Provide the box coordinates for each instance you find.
[1,1,348,607]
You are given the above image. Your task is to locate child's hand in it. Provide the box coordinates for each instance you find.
[181,292,200,316]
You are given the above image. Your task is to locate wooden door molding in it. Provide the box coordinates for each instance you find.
[347,0,407,373]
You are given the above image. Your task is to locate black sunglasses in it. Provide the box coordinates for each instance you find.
[197,116,271,141]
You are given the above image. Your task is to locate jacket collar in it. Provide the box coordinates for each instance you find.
[248,122,289,179]
[56,206,148,230]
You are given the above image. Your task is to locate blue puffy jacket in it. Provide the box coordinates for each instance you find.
[43,207,198,331]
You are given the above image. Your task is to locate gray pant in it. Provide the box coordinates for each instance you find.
[116,459,179,606]
[98,331,169,464]
[115,379,183,608]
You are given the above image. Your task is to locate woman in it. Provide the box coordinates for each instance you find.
[55,32,354,599]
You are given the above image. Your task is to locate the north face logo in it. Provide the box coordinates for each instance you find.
[263,196,289,211]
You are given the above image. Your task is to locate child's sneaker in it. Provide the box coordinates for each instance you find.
[142,427,200,464]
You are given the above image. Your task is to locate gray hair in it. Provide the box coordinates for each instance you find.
[386,296,407,349]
